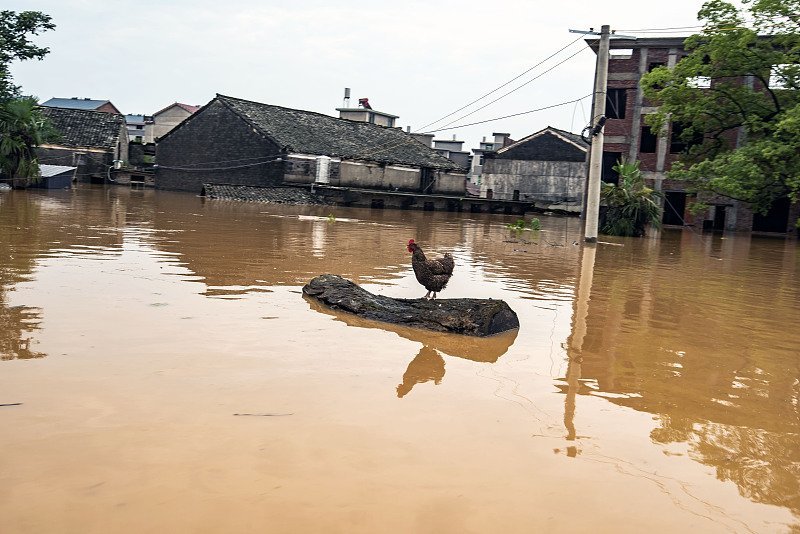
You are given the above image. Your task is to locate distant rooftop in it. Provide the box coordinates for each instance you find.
[41,97,118,112]
[153,102,201,116]
[125,114,148,124]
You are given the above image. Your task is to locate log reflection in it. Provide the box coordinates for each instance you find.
[305,295,518,395]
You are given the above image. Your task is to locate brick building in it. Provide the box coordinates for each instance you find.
[155,94,466,194]
[37,107,128,184]
[589,36,799,234]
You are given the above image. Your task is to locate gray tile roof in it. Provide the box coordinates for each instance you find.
[202,184,327,205]
[549,127,587,148]
[216,95,463,172]
[497,126,588,155]
[40,107,125,150]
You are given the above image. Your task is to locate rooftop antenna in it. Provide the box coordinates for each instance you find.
[343,87,351,108]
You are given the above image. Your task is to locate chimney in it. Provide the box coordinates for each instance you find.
[406,126,411,133]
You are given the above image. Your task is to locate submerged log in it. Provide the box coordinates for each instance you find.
[302,274,519,337]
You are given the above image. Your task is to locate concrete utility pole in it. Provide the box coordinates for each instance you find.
[584,24,611,242]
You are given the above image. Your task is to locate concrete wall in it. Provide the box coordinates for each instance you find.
[338,109,395,127]
[433,171,467,194]
[155,100,283,193]
[338,161,420,189]
[116,124,129,164]
[150,106,194,142]
[482,159,584,208]
[282,155,466,195]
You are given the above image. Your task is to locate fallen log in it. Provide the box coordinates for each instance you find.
[302,274,519,337]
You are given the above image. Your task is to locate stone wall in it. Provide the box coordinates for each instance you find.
[155,100,283,193]
[482,159,584,208]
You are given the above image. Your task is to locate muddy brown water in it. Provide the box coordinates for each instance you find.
[1,185,798,533]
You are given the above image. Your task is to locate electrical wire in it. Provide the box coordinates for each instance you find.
[616,25,703,31]
[416,34,586,132]
[430,47,589,132]
[155,156,283,172]
[349,93,592,169]
[419,94,593,134]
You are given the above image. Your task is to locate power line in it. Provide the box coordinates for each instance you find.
[359,93,592,164]
[616,25,703,31]
[416,34,586,132]
[430,47,589,132]
[155,156,283,172]
[420,93,593,134]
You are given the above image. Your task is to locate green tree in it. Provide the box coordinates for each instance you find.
[0,11,55,183]
[640,0,800,220]
[600,160,662,237]
[0,10,55,101]
[0,96,55,181]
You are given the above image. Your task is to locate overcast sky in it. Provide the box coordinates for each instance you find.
[9,0,711,150]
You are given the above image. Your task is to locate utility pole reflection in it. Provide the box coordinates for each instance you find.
[563,244,597,454]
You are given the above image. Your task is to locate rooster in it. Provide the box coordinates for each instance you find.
[407,239,454,300]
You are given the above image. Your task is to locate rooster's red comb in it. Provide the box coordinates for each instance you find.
[408,239,416,245]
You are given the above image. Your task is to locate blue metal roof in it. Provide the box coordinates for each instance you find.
[41,97,111,110]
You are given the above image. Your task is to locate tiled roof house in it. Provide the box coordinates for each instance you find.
[155,94,467,194]
[37,107,128,183]
[481,126,588,210]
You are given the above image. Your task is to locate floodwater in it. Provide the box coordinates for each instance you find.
[1,185,798,534]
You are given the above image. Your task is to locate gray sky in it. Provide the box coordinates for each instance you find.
[9,0,709,150]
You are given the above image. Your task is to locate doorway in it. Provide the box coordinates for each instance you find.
[420,168,434,193]
[662,191,686,226]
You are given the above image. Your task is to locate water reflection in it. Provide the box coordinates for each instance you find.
[562,232,800,516]
[0,193,45,360]
[306,296,518,395]
[4,184,800,525]
[397,346,445,398]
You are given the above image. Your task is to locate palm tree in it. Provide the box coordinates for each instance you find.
[600,159,662,237]
[0,97,54,184]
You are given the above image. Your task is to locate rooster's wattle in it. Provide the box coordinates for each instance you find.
[407,239,454,300]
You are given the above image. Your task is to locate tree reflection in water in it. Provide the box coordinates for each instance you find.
[0,193,45,361]
[562,234,800,517]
